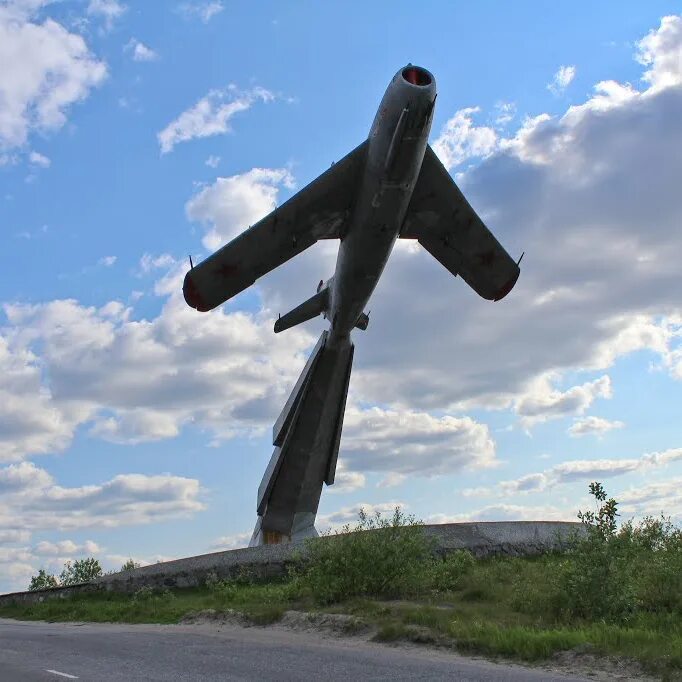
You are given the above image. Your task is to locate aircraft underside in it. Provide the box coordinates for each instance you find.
[183,65,521,544]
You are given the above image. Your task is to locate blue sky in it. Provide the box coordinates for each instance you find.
[1,0,681,592]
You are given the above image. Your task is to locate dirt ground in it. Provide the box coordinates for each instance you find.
[181,609,661,681]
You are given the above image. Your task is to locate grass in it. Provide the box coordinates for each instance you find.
[5,492,682,679]
[0,582,292,626]
[2,555,680,679]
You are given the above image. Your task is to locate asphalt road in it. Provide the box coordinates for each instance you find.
[0,618,593,681]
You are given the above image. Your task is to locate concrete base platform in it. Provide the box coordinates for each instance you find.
[0,521,585,607]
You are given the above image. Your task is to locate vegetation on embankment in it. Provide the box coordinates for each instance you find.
[2,483,681,678]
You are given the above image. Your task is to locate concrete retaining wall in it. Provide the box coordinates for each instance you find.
[0,521,584,607]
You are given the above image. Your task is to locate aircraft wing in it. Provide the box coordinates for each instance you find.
[184,140,368,312]
[401,145,520,301]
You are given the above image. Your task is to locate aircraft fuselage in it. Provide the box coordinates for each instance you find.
[327,66,437,346]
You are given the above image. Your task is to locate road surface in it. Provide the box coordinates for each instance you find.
[0,618,592,681]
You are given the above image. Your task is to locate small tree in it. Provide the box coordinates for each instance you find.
[577,481,619,539]
[59,557,103,585]
[120,559,141,572]
[554,482,633,621]
[28,568,58,591]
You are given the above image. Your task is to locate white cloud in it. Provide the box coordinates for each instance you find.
[548,65,577,96]
[177,1,224,23]
[138,253,175,273]
[494,101,516,127]
[432,107,498,170]
[514,374,613,429]
[89,410,180,444]
[0,461,204,591]
[429,503,574,523]
[636,15,682,91]
[317,501,407,532]
[327,462,366,493]
[0,529,31,544]
[33,539,101,556]
[376,472,407,489]
[158,86,275,154]
[349,15,682,416]
[0,488,190,593]
[98,255,117,267]
[0,271,493,490]
[0,283,315,455]
[103,552,174,569]
[28,151,50,167]
[318,501,575,528]
[86,0,126,31]
[568,415,624,437]
[0,461,205,531]
[339,406,497,478]
[205,154,220,168]
[209,532,250,551]
[2,17,682,585]
[186,167,295,250]
[0,336,85,462]
[0,461,52,493]
[0,4,107,150]
[466,448,682,498]
[124,38,158,62]
[619,476,682,521]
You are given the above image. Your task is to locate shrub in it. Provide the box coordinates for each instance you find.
[204,572,238,600]
[295,507,434,604]
[426,550,475,592]
[120,559,141,572]
[59,558,103,586]
[132,585,155,602]
[624,515,682,613]
[539,482,682,623]
[28,569,58,591]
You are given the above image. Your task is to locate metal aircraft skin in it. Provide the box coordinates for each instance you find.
[183,66,521,544]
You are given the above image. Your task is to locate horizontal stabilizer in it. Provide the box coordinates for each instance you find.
[274,288,329,334]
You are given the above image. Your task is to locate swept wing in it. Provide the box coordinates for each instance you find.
[401,145,520,301]
[184,140,368,311]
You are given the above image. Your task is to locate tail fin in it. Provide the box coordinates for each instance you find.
[252,330,354,545]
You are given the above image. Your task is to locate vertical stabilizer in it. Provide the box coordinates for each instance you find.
[250,331,354,545]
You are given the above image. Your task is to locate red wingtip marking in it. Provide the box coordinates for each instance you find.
[494,270,520,302]
[183,273,208,311]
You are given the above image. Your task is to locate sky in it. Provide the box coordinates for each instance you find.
[0,0,681,593]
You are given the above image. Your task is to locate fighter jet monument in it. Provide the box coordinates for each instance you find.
[183,66,521,545]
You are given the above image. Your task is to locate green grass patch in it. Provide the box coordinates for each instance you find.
[1,557,680,677]
[0,582,295,626]
[4,490,682,678]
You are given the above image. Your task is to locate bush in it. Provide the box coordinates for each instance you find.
[28,569,58,591]
[204,572,238,600]
[132,585,155,602]
[295,507,434,604]
[530,482,682,623]
[426,550,475,592]
[615,515,682,614]
[120,559,141,572]
[59,558,103,586]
